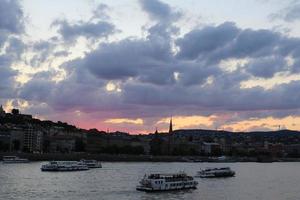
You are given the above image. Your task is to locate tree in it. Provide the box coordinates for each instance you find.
[150,137,163,155]
[75,138,85,152]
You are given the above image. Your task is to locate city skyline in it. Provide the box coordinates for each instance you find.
[2,0,300,134]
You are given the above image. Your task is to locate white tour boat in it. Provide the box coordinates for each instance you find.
[2,156,29,163]
[41,161,89,171]
[196,167,235,178]
[80,159,102,168]
[136,172,198,192]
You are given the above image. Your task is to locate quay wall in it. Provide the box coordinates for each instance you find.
[1,153,300,162]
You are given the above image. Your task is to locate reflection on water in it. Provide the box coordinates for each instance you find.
[0,162,300,200]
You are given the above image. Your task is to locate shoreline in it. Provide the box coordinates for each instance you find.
[1,153,300,162]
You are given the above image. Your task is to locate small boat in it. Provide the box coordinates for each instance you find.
[80,159,102,168]
[2,156,29,163]
[41,161,89,172]
[196,167,235,178]
[136,172,198,192]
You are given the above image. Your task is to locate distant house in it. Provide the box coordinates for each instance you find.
[9,125,43,153]
[47,135,75,153]
[202,142,221,155]
[284,144,300,157]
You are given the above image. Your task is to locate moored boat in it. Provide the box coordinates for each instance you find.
[41,161,89,171]
[2,156,29,163]
[136,172,198,192]
[80,159,102,168]
[196,167,235,178]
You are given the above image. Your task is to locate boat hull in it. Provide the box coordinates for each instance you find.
[197,172,235,178]
[3,160,29,164]
[87,165,102,168]
[136,185,197,192]
[41,167,89,172]
[80,160,102,168]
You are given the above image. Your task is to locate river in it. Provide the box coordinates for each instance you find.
[0,162,299,200]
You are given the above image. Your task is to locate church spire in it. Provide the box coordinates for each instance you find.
[169,117,173,133]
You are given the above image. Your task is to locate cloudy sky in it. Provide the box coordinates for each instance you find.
[2,0,300,133]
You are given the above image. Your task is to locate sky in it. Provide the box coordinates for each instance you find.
[1,0,300,134]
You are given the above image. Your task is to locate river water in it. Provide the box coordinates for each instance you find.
[0,162,299,200]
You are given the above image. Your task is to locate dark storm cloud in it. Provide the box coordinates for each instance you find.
[0,0,24,34]
[70,35,174,82]
[121,71,300,113]
[19,66,119,114]
[140,0,181,42]
[19,76,54,102]
[50,3,116,43]
[276,37,300,56]
[291,58,300,73]
[30,19,300,117]
[0,32,7,48]
[0,0,25,100]
[227,29,280,58]
[176,22,240,60]
[245,56,287,78]
[63,0,181,84]
[176,62,221,86]
[15,0,300,128]
[0,0,24,49]
[29,40,58,67]
[52,19,116,42]
[139,0,181,22]
[5,37,26,60]
[0,55,18,98]
[175,22,300,79]
[177,23,281,64]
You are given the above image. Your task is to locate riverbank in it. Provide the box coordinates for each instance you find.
[1,153,300,162]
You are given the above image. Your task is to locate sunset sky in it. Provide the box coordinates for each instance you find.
[1,0,300,133]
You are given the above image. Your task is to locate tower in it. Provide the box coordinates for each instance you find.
[169,117,173,133]
[167,117,173,155]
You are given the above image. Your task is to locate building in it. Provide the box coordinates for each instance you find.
[0,127,10,151]
[23,126,43,153]
[47,135,76,153]
[202,142,221,155]
[10,126,24,152]
[284,144,300,157]
[8,125,44,153]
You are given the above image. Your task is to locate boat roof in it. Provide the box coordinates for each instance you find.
[3,156,18,158]
[147,173,188,178]
[50,161,80,163]
[203,167,231,170]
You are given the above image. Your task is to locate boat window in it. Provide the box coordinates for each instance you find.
[3,156,16,159]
